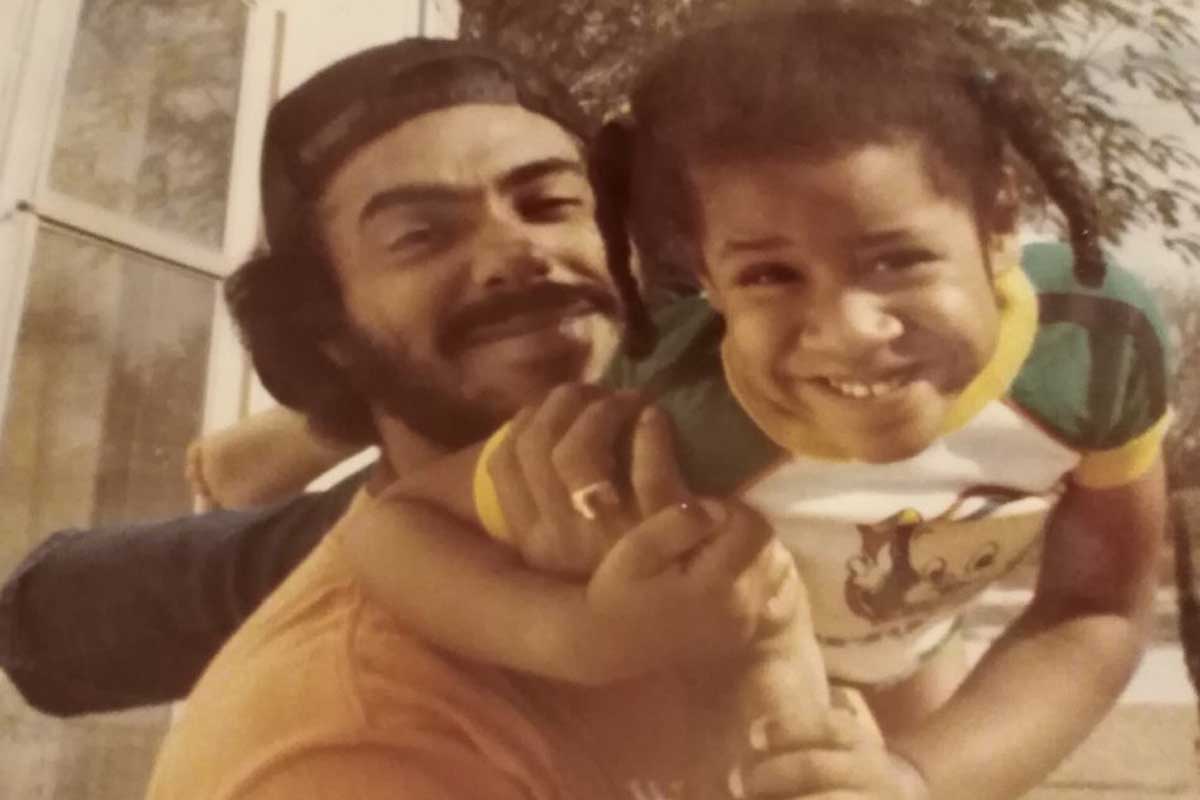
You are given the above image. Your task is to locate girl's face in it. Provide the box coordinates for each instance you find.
[693,140,1014,463]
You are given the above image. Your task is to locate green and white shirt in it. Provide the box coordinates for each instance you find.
[478,243,1170,686]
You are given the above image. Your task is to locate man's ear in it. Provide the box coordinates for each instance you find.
[986,166,1022,275]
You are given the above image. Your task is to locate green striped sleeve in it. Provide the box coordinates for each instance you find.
[601,297,782,495]
[1011,242,1171,454]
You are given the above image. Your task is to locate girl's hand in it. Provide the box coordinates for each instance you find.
[729,709,929,800]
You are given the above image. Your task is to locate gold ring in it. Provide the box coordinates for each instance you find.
[569,481,619,521]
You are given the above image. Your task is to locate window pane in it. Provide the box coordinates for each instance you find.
[0,226,215,800]
[46,0,247,248]
[0,226,215,560]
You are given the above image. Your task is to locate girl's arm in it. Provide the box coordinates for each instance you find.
[339,401,798,687]
[884,456,1165,799]
[341,441,619,683]
[728,457,1164,800]
[339,482,617,684]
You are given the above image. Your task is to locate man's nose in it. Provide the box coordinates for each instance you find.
[473,216,552,290]
[798,291,902,356]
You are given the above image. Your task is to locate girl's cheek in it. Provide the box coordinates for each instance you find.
[727,308,788,365]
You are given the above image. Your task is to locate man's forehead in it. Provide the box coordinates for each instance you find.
[321,103,584,212]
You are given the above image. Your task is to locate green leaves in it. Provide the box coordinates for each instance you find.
[461,0,1200,265]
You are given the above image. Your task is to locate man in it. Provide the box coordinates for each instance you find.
[0,41,617,719]
[143,38,785,800]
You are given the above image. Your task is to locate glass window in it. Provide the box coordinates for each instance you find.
[0,225,214,800]
[0,226,214,569]
[46,0,247,248]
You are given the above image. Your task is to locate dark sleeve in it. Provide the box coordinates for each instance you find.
[0,468,365,716]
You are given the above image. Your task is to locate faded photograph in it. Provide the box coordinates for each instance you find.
[0,1,1197,798]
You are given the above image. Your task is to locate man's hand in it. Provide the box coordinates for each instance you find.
[728,709,928,800]
[485,383,649,575]
[184,406,363,510]
[488,387,801,677]
[585,399,802,673]
[585,497,799,675]
[185,439,218,511]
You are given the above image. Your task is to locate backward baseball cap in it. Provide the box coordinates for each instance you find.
[261,38,592,251]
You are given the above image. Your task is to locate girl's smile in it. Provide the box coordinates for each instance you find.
[693,139,1014,462]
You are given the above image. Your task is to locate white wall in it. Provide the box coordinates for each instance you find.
[424,0,461,39]
[275,0,421,96]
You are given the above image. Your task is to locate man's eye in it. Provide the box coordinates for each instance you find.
[387,226,443,252]
[520,196,583,222]
[735,262,801,287]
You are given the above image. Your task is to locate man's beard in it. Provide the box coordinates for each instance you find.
[337,281,619,450]
[334,325,504,450]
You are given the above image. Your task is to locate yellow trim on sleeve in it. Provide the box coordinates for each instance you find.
[472,422,514,543]
[1073,411,1172,489]
[938,264,1038,435]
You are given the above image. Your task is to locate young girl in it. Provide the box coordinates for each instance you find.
[342,3,1169,798]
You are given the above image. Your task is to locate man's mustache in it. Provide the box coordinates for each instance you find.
[442,281,620,351]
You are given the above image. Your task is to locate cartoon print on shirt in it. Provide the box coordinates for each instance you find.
[845,484,1057,624]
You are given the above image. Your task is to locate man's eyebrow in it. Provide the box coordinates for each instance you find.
[721,235,794,257]
[496,157,586,193]
[359,183,476,225]
[357,158,586,224]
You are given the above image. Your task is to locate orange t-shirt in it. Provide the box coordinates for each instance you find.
[146,493,700,800]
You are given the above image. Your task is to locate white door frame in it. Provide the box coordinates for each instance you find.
[0,0,271,439]
[0,0,86,436]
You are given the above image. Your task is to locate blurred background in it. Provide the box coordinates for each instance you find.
[0,1,1196,797]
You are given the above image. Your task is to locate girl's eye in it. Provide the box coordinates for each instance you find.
[735,262,801,287]
[520,196,583,222]
[865,249,935,275]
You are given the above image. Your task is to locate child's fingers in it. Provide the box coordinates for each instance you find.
[748,708,862,754]
[599,500,723,579]
[764,562,799,625]
[687,500,773,585]
[757,541,797,616]
[729,747,862,799]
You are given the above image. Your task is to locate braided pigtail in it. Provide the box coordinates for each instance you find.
[967,67,1106,287]
[1171,496,1200,715]
[590,118,656,358]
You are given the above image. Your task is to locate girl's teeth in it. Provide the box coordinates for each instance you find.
[826,377,905,398]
